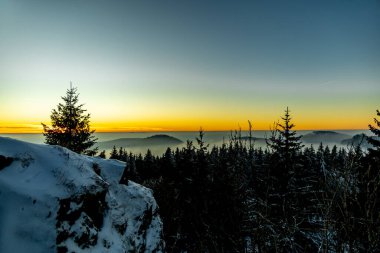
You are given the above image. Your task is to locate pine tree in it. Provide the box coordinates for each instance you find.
[267,107,303,187]
[361,109,380,251]
[109,146,118,159]
[42,85,98,155]
[267,107,303,163]
[368,109,380,157]
[98,150,106,159]
[265,107,305,251]
[118,147,127,161]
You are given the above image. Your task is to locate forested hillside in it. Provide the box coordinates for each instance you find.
[111,109,380,252]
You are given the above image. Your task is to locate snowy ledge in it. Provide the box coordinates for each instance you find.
[0,137,164,253]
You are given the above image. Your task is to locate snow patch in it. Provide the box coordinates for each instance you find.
[0,137,164,252]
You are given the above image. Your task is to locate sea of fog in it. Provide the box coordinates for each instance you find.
[0,130,371,156]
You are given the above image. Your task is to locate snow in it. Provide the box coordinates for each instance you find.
[0,137,164,253]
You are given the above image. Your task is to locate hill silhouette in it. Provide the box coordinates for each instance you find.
[301,131,351,144]
[98,134,183,150]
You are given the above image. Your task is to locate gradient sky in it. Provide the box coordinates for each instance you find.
[0,0,379,133]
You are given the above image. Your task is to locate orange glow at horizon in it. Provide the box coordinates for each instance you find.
[0,116,371,134]
[0,1,378,136]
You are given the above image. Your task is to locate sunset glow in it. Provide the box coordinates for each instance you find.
[0,0,379,133]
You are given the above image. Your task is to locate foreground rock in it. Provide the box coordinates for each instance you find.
[0,137,164,253]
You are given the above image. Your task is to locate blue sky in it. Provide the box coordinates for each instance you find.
[0,0,379,132]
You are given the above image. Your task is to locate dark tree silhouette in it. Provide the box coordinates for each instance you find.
[368,109,380,156]
[41,85,98,155]
[98,150,106,159]
[266,107,303,194]
[267,107,303,164]
[109,109,380,252]
[262,107,307,251]
[109,146,118,159]
[360,110,380,251]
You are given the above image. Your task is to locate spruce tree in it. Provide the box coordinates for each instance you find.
[362,109,380,250]
[267,107,303,163]
[42,85,98,155]
[265,107,305,251]
[368,109,380,157]
[98,150,106,159]
[267,107,303,187]
[109,146,119,159]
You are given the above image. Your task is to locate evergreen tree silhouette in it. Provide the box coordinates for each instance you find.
[368,109,380,157]
[265,107,306,251]
[360,110,380,251]
[267,107,303,167]
[109,145,118,159]
[98,150,106,159]
[42,84,98,155]
[266,107,303,194]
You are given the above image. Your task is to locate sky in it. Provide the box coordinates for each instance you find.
[0,0,379,133]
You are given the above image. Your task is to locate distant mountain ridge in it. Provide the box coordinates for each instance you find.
[240,136,267,144]
[98,134,183,149]
[311,130,341,135]
[341,134,380,148]
[241,131,354,146]
[301,131,351,144]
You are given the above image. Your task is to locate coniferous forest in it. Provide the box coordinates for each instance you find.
[39,88,380,252]
[2,2,379,252]
[110,108,380,253]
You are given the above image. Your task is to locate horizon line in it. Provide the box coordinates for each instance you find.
[0,128,370,134]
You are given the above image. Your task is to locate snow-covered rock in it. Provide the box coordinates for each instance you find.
[0,137,164,253]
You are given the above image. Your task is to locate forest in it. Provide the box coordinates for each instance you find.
[107,108,380,253]
[42,87,380,252]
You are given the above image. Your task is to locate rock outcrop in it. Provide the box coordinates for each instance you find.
[0,137,164,253]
